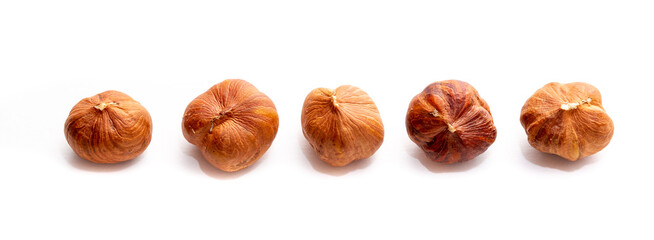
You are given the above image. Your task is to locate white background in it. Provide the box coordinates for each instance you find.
[1,0,652,239]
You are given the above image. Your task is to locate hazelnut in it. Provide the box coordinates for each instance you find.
[182,79,279,172]
[64,90,153,164]
[520,82,614,161]
[301,85,384,167]
[406,80,497,164]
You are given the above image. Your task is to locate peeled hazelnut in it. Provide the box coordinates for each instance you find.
[64,90,153,164]
[520,82,614,161]
[301,85,384,167]
[406,80,497,164]
[182,79,279,172]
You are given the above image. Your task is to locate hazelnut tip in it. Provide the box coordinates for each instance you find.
[560,98,592,111]
[209,107,233,133]
[331,95,339,108]
[447,123,456,133]
[94,102,116,111]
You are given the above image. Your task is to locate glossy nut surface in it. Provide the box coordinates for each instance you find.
[182,79,279,172]
[301,85,384,167]
[64,90,152,163]
[520,82,614,161]
[406,80,496,164]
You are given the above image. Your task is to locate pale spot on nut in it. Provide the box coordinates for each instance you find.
[447,123,457,133]
[560,103,574,110]
[429,109,456,132]
[331,95,339,108]
[560,98,592,111]
[94,102,117,111]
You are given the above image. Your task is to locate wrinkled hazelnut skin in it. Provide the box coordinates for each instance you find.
[64,90,153,164]
[301,85,384,167]
[183,79,279,172]
[520,82,614,161]
[406,80,497,164]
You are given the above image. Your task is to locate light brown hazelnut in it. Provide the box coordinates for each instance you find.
[406,80,497,164]
[64,90,153,164]
[520,82,614,161]
[182,79,279,172]
[301,85,384,167]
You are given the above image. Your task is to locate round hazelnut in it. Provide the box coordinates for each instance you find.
[301,85,384,167]
[182,79,279,172]
[520,82,614,161]
[406,80,497,164]
[64,90,153,164]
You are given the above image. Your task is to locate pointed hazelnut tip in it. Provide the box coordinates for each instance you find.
[561,98,592,111]
[94,102,116,111]
[447,123,456,133]
[331,95,339,108]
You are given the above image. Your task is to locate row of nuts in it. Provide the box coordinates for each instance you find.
[64,79,614,172]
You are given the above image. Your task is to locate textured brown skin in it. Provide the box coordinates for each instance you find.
[301,85,384,167]
[64,90,152,164]
[182,79,279,172]
[520,82,614,161]
[406,80,497,164]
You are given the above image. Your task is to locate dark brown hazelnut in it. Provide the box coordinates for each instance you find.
[64,90,153,164]
[301,85,384,167]
[182,79,279,172]
[520,82,614,161]
[406,80,497,164]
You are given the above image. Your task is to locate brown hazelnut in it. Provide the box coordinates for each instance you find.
[406,80,497,164]
[182,79,279,172]
[301,85,384,167]
[520,82,614,161]
[64,90,153,164]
